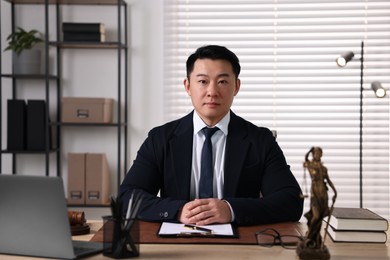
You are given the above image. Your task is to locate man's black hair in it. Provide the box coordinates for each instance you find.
[186,45,241,80]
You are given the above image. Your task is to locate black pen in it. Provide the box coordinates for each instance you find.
[184,224,213,233]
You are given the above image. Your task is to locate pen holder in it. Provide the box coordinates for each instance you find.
[102,215,140,258]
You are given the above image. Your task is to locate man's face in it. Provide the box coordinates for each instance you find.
[184,58,240,126]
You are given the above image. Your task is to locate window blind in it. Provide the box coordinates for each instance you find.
[163,0,390,219]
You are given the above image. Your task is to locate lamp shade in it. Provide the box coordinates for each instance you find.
[336,51,355,67]
[371,81,386,98]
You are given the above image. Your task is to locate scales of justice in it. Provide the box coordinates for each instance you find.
[297,147,337,260]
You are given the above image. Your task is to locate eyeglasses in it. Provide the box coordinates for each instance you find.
[255,228,303,249]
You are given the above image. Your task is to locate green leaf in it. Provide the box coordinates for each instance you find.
[3,27,43,55]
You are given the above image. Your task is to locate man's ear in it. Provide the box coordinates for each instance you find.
[184,78,191,96]
[234,78,241,96]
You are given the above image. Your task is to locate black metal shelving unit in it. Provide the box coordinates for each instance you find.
[0,0,128,203]
[0,0,59,177]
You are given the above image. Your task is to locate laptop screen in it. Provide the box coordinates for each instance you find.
[0,174,100,259]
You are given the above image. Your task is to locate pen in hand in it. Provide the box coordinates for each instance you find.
[184,224,213,233]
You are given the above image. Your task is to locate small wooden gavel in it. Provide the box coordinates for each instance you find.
[68,211,86,226]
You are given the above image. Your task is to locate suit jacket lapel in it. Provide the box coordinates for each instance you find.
[224,112,250,197]
[170,112,194,200]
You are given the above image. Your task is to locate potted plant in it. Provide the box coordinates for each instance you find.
[4,27,44,74]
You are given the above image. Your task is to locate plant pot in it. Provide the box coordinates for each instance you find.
[13,49,42,74]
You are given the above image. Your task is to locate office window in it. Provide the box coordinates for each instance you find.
[163,0,390,218]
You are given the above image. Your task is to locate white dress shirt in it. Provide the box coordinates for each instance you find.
[190,111,229,200]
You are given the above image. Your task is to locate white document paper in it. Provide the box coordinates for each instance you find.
[158,222,235,236]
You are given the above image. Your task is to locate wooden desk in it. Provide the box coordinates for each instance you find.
[1,221,389,260]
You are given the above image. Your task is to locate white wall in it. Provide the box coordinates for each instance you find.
[0,0,164,196]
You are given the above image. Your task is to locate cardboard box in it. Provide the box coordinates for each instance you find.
[67,153,86,205]
[85,153,110,205]
[61,97,113,123]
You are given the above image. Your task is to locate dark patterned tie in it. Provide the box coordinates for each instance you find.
[199,127,219,198]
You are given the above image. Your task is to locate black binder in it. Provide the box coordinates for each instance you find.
[7,100,27,150]
[27,100,50,150]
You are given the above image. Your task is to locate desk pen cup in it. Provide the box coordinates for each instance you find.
[102,216,140,258]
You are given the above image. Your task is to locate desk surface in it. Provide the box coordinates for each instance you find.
[1,221,389,260]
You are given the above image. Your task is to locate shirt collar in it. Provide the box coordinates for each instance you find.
[193,110,230,136]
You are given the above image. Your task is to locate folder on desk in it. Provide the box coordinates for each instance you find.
[158,222,238,238]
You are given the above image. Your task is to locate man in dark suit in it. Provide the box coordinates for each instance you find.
[119,45,303,226]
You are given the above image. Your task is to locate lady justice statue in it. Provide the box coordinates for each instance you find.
[297,147,337,260]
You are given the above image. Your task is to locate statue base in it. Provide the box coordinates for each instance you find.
[296,242,330,260]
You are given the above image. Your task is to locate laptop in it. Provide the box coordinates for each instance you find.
[0,174,103,259]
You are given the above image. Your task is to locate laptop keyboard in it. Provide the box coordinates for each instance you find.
[74,245,97,255]
[72,240,103,256]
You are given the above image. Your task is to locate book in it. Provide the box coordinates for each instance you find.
[328,207,388,231]
[63,32,106,42]
[7,100,26,150]
[26,100,51,151]
[62,22,105,33]
[327,225,387,243]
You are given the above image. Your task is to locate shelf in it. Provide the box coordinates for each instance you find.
[67,204,110,208]
[5,0,126,5]
[54,122,127,127]
[1,148,59,154]
[1,74,58,79]
[50,41,127,49]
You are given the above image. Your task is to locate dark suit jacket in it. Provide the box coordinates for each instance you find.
[119,111,303,226]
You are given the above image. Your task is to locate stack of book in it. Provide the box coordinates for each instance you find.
[325,207,388,243]
[62,22,105,42]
